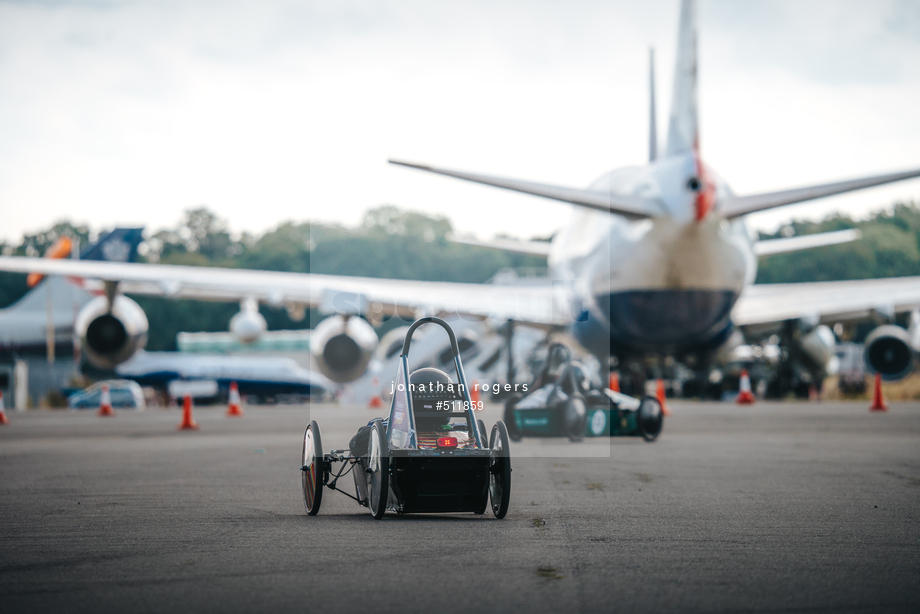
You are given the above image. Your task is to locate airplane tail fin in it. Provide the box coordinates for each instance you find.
[649,48,658,162]
[24,227,145,288]
[80,228,144,263]
[664,0,699,157]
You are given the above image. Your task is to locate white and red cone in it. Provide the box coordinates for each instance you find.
[98,384,115,417]
[736,370,756,405]
[226,381,244,417]
[0,391,8,425]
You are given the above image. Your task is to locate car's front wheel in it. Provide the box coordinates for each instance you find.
[564,395,587,442]
[366,421,389,519]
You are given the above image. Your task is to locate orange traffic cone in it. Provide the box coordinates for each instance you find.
[656,379,672,416]
[226,382,244,417]
[736,370,756,405]
[368,395,382,409]
[178,394,199,430]
[869,372,888,412]
[608,371,620,393]
[98,383,115,417]
[0,391,8,425]
[471,380,481,406]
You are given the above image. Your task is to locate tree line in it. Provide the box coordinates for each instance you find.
[1,201,918,351]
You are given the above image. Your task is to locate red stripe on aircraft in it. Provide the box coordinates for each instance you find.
[694,153,716,221]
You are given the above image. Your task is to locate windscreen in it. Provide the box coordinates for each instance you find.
[388,358,414,449]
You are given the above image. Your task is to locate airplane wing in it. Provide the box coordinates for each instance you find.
[722,168,920,219]
[450,236,552,257]
[0,257,568,326]
[734,277,920,327]
[753,229,861,257]
[389,159,661,220]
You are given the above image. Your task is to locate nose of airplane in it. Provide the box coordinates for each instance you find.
[649,152,716,223]
[690,153,716,221]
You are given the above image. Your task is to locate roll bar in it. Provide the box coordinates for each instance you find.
[398,316,485,448]
[401,316,460,358]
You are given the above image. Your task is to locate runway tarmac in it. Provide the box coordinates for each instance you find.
[1,400,919,613]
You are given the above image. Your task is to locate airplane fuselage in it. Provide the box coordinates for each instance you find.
[548,152,758,358]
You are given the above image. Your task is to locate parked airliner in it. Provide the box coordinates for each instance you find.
[0,0,919,396]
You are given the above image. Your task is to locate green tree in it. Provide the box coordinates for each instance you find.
[756,203,920,283]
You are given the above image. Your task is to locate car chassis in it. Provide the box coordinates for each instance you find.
[301,317,512,519]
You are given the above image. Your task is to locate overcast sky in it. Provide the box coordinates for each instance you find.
[2,0,920,244]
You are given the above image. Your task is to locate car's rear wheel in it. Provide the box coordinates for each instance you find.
[477,419,488,447]
[301,420,324,515]
[637,395,663,442]
[366,421,389,519]
[489,422,512,519]
[473,418,490,515]
[564,394,587,442]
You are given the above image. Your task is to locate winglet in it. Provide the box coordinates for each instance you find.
[665,0,699,157]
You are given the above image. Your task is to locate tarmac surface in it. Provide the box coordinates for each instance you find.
[1,400,919,614]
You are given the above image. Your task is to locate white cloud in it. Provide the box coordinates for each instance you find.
[0,0,918,244]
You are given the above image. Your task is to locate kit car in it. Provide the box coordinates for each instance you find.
[301,317,512,519]
[503,343,663,442]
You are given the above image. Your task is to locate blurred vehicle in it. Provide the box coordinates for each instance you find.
[68,380,146,410]
[504,343,663,442]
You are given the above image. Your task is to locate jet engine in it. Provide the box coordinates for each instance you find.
[311,315,378,383]
[75,295,149,369]
[798,324,836,372]
[230,299,267,344]
[864,325,917,381]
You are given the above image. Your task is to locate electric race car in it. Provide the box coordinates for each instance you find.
[504,343,663,442]
[301,317,512,519]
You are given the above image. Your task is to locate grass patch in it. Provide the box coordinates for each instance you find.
[535,566,564,580]
[824,373,920,401]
